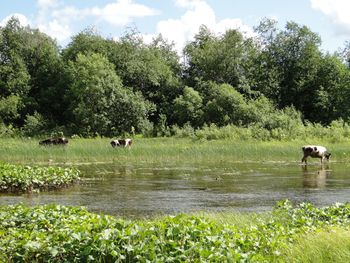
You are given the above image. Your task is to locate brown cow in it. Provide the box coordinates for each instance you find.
[110,139,132,148]
[39,137,68,146]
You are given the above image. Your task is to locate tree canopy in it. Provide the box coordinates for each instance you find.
[0,17,349,137]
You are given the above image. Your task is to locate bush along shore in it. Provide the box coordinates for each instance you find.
[1,200,350,262]
[0,162,80,193]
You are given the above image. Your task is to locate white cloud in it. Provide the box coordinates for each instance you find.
[311,0,350,34]
[89,0,159,26]
[50,0,159,26]
[145,0,255,55]
[34,0,159,42]
[20,0,160,43]
[0,13,30,27]
[37,19,72,42]
[35,0,72,42]
[37,0,60,8]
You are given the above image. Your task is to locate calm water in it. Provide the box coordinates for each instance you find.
[1,162,350,218]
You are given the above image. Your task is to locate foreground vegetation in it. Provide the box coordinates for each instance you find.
[0,162,80,193]
[0,200,350,262]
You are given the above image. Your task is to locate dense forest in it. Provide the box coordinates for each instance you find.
[0,17,349,138]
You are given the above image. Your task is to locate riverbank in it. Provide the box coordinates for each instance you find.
[1,200,350,262]
[0,137,347,165]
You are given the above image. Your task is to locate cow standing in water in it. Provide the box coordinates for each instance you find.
[39,137,68,146]
[110,139,132,148]
[301,145,331,164]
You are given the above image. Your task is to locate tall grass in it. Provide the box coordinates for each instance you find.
[283,227,350,263]
[1,137,349,165]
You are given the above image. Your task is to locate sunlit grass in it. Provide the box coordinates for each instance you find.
[194,210,273,228]
[282,227,350,263]
[1,137,344,165]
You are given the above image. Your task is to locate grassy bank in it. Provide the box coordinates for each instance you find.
[1,201,350,262]
[0,137,349,165]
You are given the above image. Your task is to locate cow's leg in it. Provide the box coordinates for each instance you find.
[302,155,308,164]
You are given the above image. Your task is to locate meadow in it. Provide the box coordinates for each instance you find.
[1,137,349,165]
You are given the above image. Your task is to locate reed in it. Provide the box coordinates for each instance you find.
[0,137,347,165]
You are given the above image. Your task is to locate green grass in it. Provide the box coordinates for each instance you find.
[283,227,350,263]
[1,201,350,262]
[0,137,348,165]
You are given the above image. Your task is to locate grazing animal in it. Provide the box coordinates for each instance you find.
[39,137,68,146]
[301,145,331,164]
[110,139,132,148]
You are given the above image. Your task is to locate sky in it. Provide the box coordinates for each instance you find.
[0,0,349,55]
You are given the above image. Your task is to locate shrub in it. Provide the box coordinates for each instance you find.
[0,122,17,138]
[21,112,46,136]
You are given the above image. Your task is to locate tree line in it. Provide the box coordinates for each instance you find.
[0,17,349,138]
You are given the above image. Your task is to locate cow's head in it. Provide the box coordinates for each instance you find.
[110,140,119,148]
[59,137,68,144]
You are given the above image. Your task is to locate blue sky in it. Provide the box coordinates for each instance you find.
[1,0,349,55]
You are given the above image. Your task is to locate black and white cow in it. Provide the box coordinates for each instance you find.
[110,139,132,148]
[39,137,69,146]
[301,145,331,164]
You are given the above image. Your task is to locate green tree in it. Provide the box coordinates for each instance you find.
[112,32,182,124]
[0,17,68,131]
[63,29,183,126]
[0,18,30,125]
[172,86,203,127]
[22,29,68,126]
[67,53,153,136]
[62,29,113,62]
[199,82,248,126]
[251,18,281,101]
[253,20,323,118]
[184,26,257,96]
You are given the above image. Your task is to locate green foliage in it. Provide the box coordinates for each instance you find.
[172,86,204,127]
[171,123,196,138]
[115,31,183,125]
[0,95,21,122]
[1,17,350,136]
[0,18,31,125]
[21,112,46,136]
[1,201,350,262]
[67,53,154,136]
[62,28,113,62]
[0,16,70,131]
[184,26,257,96]
[0,162,80,193]
[0,122,17,137]
[203,83,248,126]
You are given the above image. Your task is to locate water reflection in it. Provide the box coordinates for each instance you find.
[302,165,332,189]
[1,162,350,218]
